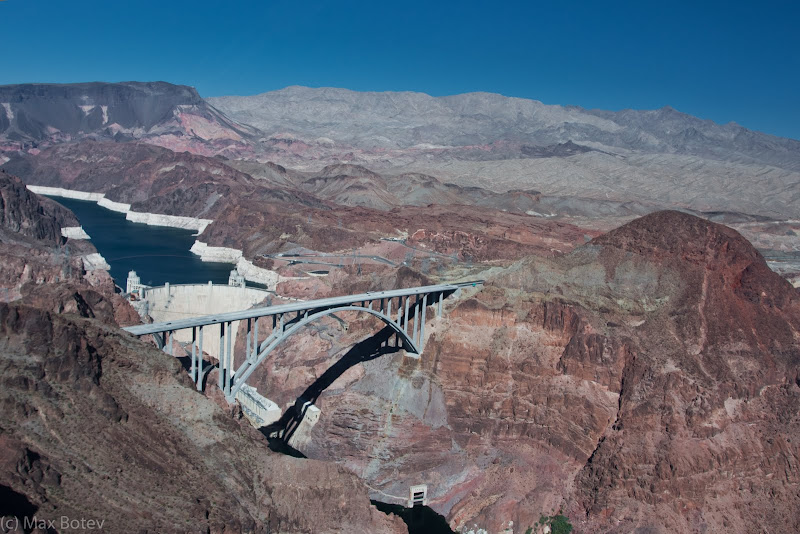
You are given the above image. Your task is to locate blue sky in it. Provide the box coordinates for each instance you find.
[1,0,798,139]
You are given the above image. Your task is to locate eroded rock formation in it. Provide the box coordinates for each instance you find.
[250,211,799,533]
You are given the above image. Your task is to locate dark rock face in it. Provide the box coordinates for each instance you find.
[0,170,73,245]
[0,170,100,302]
[0,82,257,156]
[0,302,406,534]
[0,82,202,141]
[566,211,800,532]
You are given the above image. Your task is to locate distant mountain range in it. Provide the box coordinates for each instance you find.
[2,81,800,219]
[209,86,800,171]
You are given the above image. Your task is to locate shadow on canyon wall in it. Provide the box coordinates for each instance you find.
[261,323,405,451]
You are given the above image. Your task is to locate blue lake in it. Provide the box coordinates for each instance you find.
[48,197,236,288]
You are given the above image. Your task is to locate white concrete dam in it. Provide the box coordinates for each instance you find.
[140,283,273,359]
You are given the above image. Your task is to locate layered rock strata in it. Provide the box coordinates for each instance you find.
[247,211,800,533]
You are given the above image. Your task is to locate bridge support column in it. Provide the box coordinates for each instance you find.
[191,327,197,383]
[419,294,428,355]
[412,296,421,345]
[218,322,225,391]
[396,297,403,327]
[246,319,251,368]
[437,292,443,317]
[197,326,204,391]
[251,318,258,363]
[226,321,233,396]
[386,298,392,323]
[404,296,410,334]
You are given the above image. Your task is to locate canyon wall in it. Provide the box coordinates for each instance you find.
[246,211,800,533]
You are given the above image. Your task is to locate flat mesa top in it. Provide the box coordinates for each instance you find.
[123,281,484,336]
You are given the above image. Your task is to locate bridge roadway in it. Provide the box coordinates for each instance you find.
[124,280,483,404]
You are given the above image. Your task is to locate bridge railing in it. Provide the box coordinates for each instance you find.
[123,280,483,402]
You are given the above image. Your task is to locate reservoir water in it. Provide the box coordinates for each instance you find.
[48,197,236,287]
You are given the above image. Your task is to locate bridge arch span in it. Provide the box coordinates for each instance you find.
[123,281,484,404]
[227,306,418,402]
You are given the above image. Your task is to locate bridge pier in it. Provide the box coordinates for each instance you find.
[226,325,231,392]
[419,294,428,354]
[403,296,410,334]
[191,326,197,384]
[218,322,225,391]
[197,325,204,390]
[412,296,420,346]
[245,319,251,369]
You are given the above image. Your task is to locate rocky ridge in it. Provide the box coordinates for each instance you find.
[249,211,799,533]
[210,86,800,220]
[210,87,800,169]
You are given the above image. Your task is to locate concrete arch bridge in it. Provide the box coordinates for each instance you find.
[123,281,483,415]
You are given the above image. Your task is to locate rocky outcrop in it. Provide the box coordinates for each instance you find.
[566,211,800,533]
[0,171,114,301]
[0,301,406,534]
[0,170,73,245]
[0,173,132,334]
[18,282,139,327]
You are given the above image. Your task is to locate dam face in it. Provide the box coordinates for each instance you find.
[137,282,272,359]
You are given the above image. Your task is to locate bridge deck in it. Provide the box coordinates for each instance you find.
[123,280,483,336]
